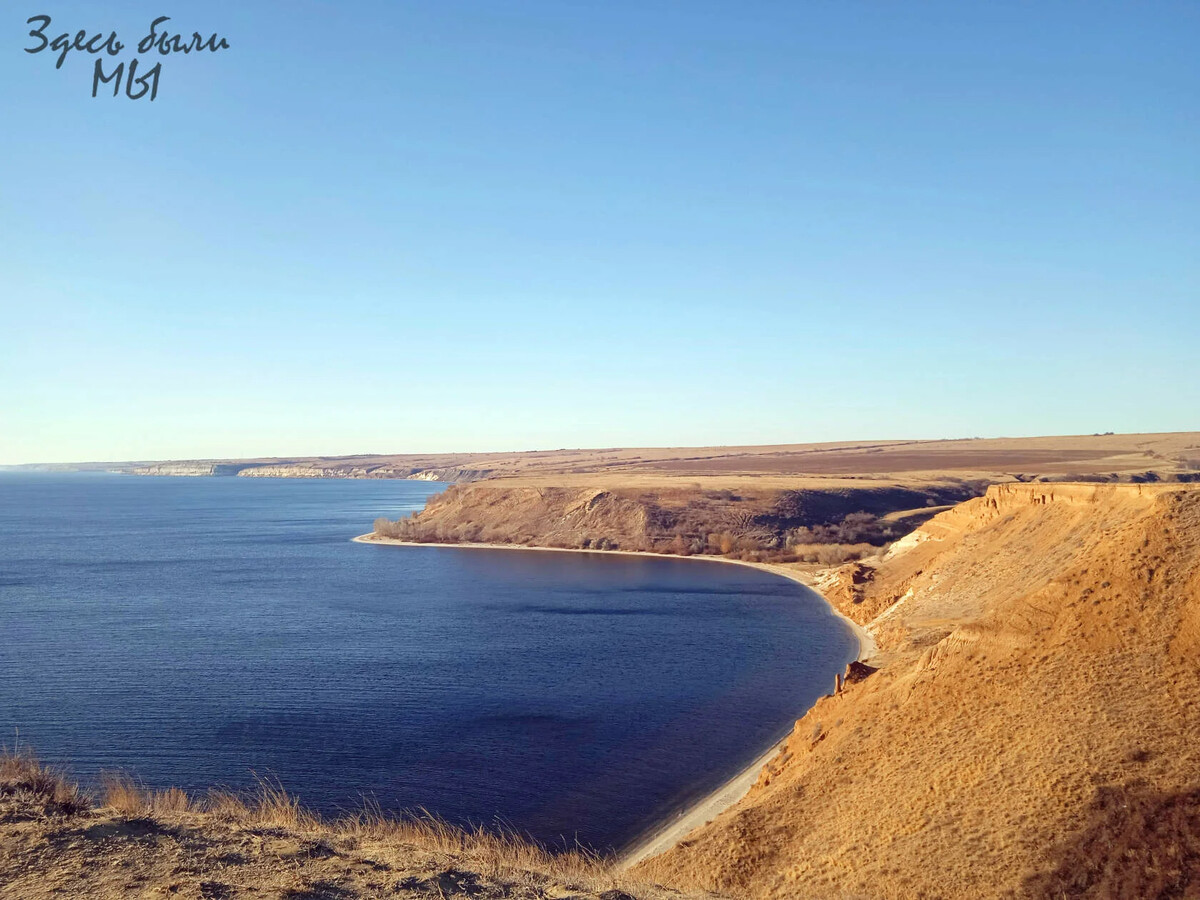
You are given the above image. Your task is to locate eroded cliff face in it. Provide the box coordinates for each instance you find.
[637,483,1200,899]
[130,462,243,476]
[235,464,492,481]
[124,456,494,480]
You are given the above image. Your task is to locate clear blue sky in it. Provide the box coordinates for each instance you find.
[2,1,1197,463]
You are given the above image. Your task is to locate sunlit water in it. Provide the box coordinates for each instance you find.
[0,473,855,851]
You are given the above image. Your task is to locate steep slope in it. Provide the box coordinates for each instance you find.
[636,483,1200,899]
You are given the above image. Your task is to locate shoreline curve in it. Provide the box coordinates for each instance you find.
[352,532,875,866]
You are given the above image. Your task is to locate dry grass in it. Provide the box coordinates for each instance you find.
[0,744,88,816]
[197,784,616,890]
[93,764,615,885]
[2,748,669,899]
[203,776,318,831]
[335,801,615,888]
[100,770,194,818]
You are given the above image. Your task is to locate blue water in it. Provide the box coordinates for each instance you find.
[0,473,856,852]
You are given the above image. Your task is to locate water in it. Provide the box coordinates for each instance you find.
[0,473,856,852]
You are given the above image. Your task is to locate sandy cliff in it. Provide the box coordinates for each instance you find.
[125,461,494,481]
[131,462,246,477]
[636,482,1200,899]
[233,463,494,481]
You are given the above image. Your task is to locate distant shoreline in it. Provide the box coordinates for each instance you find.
[352,532,875,865]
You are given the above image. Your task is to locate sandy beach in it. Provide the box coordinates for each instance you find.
[353,533,874,865]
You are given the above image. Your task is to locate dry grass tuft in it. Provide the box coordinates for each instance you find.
[151,785,193,815]
[0,745,88,815]
[102,771,196,817]
[203,774,319,831]
[101,771,148,816]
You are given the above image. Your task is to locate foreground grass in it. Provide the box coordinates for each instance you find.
[0,746,698,899]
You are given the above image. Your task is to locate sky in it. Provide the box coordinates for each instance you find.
[1,1,1197,464]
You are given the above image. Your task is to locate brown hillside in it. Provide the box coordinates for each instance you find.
[367,478,982,558]
[636,483,1200,899]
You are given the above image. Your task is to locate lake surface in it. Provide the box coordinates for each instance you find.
[0,473,856,852]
